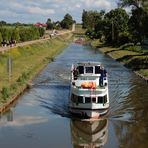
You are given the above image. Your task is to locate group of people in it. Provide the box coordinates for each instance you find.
[1,40,16,47]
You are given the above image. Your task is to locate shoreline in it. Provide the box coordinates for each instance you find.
[0,34,72,114]
[90,40,148,83]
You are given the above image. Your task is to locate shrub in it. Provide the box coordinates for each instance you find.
[1,86,10,100]
[17,72,29,84]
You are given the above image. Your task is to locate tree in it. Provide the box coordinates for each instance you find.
[0,21,7,26]
[12,28,20,42]
[129,7,148,43]
[82,10,102,30]
[118,0,148,43]
[0,32,2,45]
[60,13,73,29]
[46,18,54,29]
[0,27,12,41]
[38,27,45,37]
[118,0,144,9]
[82,10,88,29]
[104,8,129,45]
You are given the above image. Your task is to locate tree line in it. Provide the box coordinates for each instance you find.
[0,25,45,46]
[0,13,74,46]
[82,0,148,46]
[46,13,75,30]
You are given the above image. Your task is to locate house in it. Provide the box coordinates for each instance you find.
[34,22,47,28]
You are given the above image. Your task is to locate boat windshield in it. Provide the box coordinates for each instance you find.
[85,67,93,73]
[78,76,97,80]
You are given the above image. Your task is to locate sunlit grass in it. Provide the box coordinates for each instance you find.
[0,38,67,103]
[91,39,148,77]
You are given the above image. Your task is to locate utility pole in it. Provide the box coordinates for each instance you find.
[7,48,12,82]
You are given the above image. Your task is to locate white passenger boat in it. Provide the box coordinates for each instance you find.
[69,62,109,119]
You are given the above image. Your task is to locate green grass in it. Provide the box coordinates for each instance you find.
[91,39,148,78]
[74,24,86,34]
[0,38,68,104]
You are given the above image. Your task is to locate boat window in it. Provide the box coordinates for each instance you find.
[78,96,83,103]
[85,67,93,73]
[95,66,101,74]
[104,95,107,103]
[97,95,107,103]
[85,97,91,103]
[78,66,84,74]
[97,96,103,103]
[92,97,96,103]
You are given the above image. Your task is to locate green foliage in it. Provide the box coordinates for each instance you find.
[118,0,148,44]
[0,27,12,41]
[0,32,2,45]
[125,45,143,53]
[118,0,147,9]
[0,25,41,44]
[1,86,10,100]
[46,18,54,29]
[119,43,134,50]
[11,27,20,41]
[82,10,103,29]
[82,10,105,39]
[38,27,45,37]
[60,13,73,29]
[19,26,40,41]
[104,8,129,45]
[0,21,7,26]
[17,72,29,84]
[129,8,148,43]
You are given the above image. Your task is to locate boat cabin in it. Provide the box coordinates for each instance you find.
[74,62,102,76]
[72,62,107,87]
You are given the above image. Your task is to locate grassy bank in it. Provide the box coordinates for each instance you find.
[0,37,69,106]
[91,39,148,78]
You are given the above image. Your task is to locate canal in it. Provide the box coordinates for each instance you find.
[0,43,148,148]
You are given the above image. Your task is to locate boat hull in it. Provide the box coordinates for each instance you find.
[69,107,109,119]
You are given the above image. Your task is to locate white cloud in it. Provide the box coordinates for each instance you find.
[81,0,112,10]
[27,6,55,16]
[0,10,18,17]
[0,0,117,23]
[75,4,81,8]
[11,1,23,8]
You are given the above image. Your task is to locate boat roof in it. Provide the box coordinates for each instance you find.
[76,61,102,66]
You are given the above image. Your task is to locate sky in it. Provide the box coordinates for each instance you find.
[0,0,118,24]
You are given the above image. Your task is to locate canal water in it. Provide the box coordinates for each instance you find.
[0,43,148,148]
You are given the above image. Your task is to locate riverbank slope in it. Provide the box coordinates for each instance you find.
[0,34,72,112]
[91,40,148,82]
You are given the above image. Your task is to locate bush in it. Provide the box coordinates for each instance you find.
[17,72,29,84]
[1,86,10,100]
[125,45,143,53]
[119,43,134,50]
[0,32,2,46]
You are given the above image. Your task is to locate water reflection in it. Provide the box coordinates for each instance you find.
[70,119,108,148]
[0,109,48,127]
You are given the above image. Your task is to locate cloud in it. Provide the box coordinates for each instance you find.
[81,0,112,10]
[27,6,55,16]
[75,4,81,8]
[0,0,117,23]
[0,10,18,17]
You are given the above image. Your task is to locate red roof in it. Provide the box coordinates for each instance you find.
[34,23,47,27]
